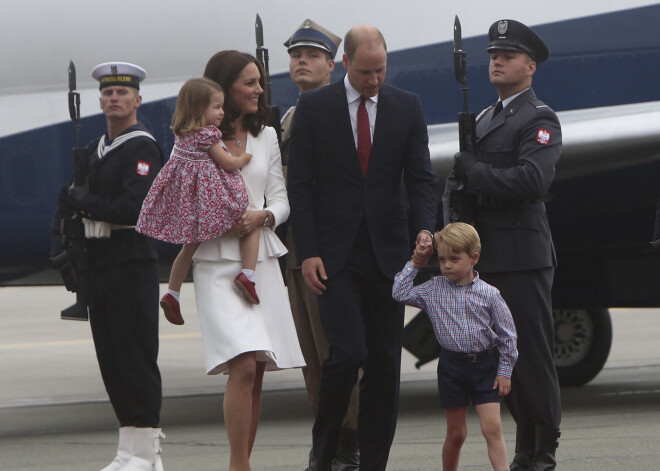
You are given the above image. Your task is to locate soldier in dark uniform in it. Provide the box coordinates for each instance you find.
[281,20,361,471]
[444,20,562,471]
[53,62,165,471]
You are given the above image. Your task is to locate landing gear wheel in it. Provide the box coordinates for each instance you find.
[554,308,612,387]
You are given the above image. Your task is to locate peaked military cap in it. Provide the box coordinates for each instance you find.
[92,62,146,90]
[284,19,342,59]
[486,19,549,63]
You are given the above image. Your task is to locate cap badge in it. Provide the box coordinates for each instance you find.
[110,64,118,75]
[303,19,311,28]
[498,21,508,35]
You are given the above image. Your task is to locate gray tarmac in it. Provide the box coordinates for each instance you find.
[2,284,660,470]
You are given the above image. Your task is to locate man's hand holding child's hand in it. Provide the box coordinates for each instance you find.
[411,238,433,268]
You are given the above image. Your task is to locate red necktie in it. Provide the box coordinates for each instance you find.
[357,95,371,176]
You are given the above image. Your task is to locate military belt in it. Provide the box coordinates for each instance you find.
[476,195,542,208]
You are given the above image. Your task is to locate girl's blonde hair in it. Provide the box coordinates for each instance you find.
[434,222,482,257]
[171,77,224,136]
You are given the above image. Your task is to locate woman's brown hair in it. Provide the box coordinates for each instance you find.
[203,50,270,139]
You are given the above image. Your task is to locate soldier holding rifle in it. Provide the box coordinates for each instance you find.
[444,19,562,471]
[51,61,166,471]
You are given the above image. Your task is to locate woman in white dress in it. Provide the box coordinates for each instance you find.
[193,50,305,471]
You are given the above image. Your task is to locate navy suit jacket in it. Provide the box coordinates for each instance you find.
[288,79,437,279]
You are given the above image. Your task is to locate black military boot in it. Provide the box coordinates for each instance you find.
[306,449,332,471]
[332,427,359,471]
[531,426,560,471]
[509,426,535,471]
[511,451,534,471]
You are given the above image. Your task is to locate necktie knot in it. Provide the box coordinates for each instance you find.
[493,101,503,117]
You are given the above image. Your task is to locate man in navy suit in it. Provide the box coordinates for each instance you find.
[288,25,437,471]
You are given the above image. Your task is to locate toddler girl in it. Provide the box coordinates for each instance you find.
[137,77,260,325]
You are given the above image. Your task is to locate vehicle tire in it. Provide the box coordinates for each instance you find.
[553,308,612,387]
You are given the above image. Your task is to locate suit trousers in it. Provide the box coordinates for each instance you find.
[88,259,162,427]
[480,268,561,436]
[313,223,404,471]
[287,266,359,429]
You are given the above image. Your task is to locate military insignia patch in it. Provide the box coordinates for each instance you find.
[136,160,150,176]
[498,21,508,35]
[536,128,551,145]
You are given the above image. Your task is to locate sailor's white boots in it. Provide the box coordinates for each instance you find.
[100,427,134,471]
[100,427,165,471]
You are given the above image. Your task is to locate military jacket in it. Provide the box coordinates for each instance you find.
[279,105,296,167]
[466,88,562,272]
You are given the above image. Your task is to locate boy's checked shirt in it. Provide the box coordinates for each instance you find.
[393,262,518,377]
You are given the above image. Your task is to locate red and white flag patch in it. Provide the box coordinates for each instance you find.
[536,128,551,145]
[136,160,151,176]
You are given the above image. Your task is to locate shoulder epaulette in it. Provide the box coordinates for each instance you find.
[476,106,491,123]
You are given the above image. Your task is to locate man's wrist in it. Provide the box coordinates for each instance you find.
[419,229,433,238]
[419,229,434,250]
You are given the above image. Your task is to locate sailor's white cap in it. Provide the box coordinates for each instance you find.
[91,62,146,89]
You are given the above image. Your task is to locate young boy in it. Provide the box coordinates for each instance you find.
[392,222,517,471]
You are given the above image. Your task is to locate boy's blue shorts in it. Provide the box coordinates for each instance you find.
[437,348,501,409]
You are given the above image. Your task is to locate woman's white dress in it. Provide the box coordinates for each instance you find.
[192,126,305,375]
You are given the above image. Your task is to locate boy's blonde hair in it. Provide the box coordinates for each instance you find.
[171,77,224,136]
[434,222,481,257]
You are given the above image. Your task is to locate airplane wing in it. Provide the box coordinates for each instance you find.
[428,100,660,185]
